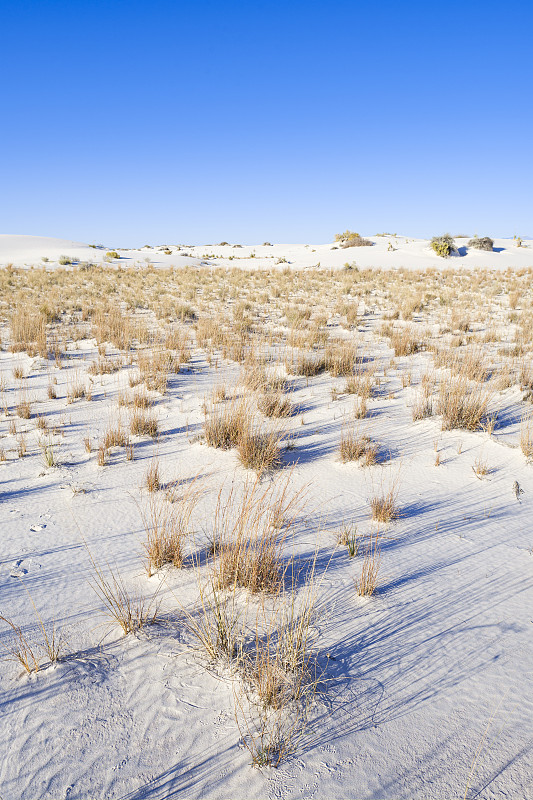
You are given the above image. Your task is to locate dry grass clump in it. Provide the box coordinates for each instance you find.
[237,427,283,473]
[390,327,421,357]
[88,357,122,375]
[129,409,158,438]
[520,414,533,460]
[355,531,382,596]
[10,307,47,356]
[93,305,133,350]
[286,353,327,377]
[257,391,293,418]
[0,589,63,672]
[472,457,490,477]
[437,375,492,431]
[339,429,379,465]
[140,485,200,575]
[203,396,250,449]
[103,423,129,449]
[145,459,161,492]
[370,491,400,522]
[325,340,358,377]
[87,549,159,634]
[337,523,361,557]
[412,394,433,421]
[345,367,375,399]
[138,349,176,393]
[211,480,301,594]
[16,399,32,419]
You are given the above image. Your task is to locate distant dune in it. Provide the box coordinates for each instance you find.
[1,233,532,271]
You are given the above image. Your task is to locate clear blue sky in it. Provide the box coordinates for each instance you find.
[1,0,531,245]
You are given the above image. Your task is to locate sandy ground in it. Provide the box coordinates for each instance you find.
[0,236,532,800]
[1,233,532,272]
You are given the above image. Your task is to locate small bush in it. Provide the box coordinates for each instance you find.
[468,236,494,251]
[430,234,455,258]
[106,250,120,259]
[335,230,373,248]
[58,255,73,265]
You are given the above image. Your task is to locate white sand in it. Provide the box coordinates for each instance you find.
[1,233,532,271]
[0,236,532,799]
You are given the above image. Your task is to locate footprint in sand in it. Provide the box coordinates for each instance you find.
[10,559,28,578]
[30,524,46,532]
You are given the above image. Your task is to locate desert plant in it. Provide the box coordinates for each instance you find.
[437,374,491,431]
[370,490,400,522]
[87,548,159,635]
[145,459,161,492]
[335,231,373,248]
[129,409,158,438]
[339,429,379,465]
[139,485,200,575]
[468,236,494,251]
[0,587,64,672]
[258,391,293,418]
[337,524,360,557]
[203,396,249,450]
[237,427,283,473]
[356,531,382,596]
[520,414,533,460]
[39,438,56,468]
[211,479,302,594]
[390,327,421,357]
[430,234,455,258]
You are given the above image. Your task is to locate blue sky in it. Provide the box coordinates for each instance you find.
[1,0,531,245]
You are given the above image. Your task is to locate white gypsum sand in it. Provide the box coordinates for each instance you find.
[0,235,532,799]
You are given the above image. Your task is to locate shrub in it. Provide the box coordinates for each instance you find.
[58,255,73,265]
[106,250,120,259]
[335,230,373,247]
[430,234,455,258]
[468,236,494,251]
